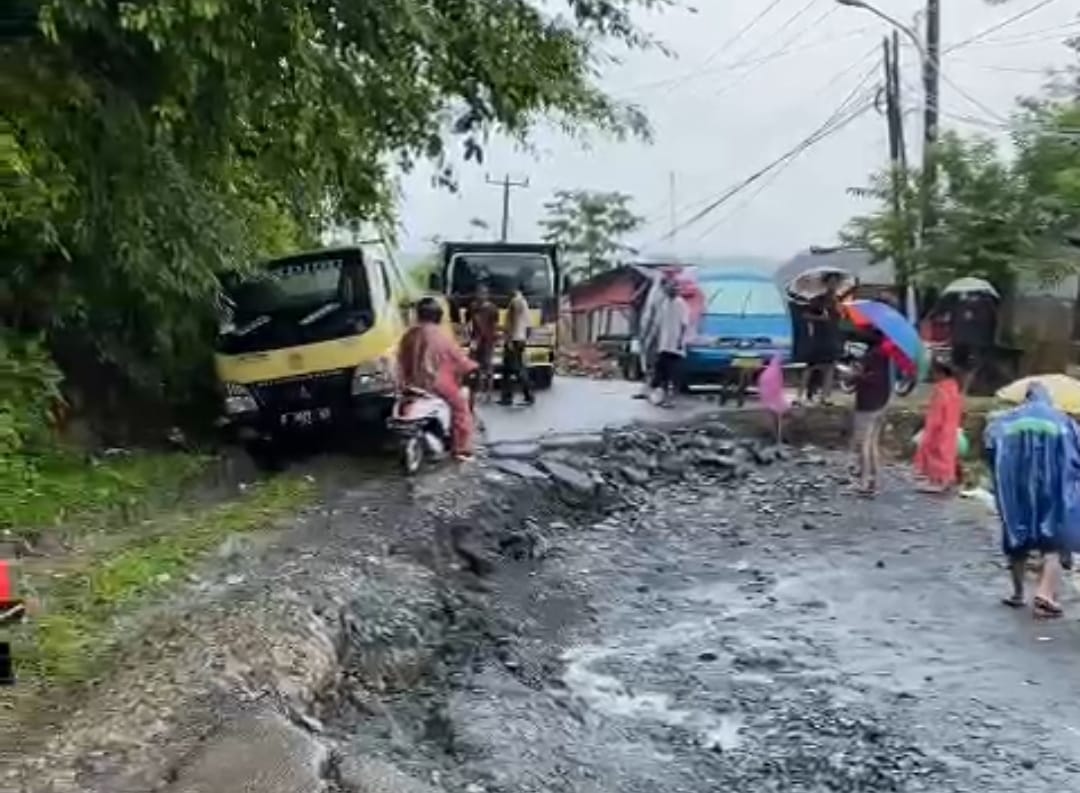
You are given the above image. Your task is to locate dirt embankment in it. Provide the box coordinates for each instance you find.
[4,418,812,793]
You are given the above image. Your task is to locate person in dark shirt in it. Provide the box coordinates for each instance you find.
[798,274,844,404]
[468,283,500,403]
[852,328,892,496]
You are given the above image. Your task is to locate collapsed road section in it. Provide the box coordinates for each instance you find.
[6,418,1080,793]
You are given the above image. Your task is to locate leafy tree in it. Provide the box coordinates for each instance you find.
[842,121,1080,296]
[1,0,667,407]
[539,189,644,279]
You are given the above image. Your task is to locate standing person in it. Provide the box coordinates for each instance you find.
[851,328,892,496]
[913,358,964,493]
[951,293,997,391]
[650,275,690,408]
[397,298,479,460]
[799,274,844,404]
[632,280,663,399]
[986,383,1080,617]
[499,282,534,406]
[468,283,499,406]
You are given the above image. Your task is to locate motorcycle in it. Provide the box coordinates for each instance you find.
[386,384,470,475]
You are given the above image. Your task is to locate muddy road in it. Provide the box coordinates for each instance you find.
[7,386,1080,792]
[318,435,1080,793]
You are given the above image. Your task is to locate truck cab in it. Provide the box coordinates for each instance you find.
[438,241,561,389]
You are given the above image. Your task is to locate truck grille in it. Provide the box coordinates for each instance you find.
[252,369,353,411]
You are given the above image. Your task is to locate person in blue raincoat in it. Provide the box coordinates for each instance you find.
[984,383,1080,618]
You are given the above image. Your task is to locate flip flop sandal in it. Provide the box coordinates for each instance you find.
[1001,595,1026,609]
[1033,597,1064,619]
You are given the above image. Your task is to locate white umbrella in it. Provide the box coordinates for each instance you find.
[785,266,857,300]
[941,276,999,299]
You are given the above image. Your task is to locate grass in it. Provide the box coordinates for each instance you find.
[0,449,210,543]
[12,474,315,685]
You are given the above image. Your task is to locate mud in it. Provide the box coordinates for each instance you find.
[7,411,1080,792]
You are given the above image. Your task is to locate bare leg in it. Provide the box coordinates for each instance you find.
[867,415,883,490]
[1034,552,1063,616]
[1004,556,1026,606]
[820,363,836,403]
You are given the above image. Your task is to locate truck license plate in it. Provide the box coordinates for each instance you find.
[280,407,331,426]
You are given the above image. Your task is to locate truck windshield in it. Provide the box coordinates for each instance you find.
[448,253,553,299]
[226,258,361,320]
[703,280,786,316]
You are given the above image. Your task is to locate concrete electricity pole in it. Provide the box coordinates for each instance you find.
[486,174,530,242]
[920,0,941,237]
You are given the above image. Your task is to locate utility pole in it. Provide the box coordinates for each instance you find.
[485,174,529,242]
[919,0,940,299]
[883,34,911,314]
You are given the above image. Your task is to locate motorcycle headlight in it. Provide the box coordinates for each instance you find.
[351,357,395,395]
[223,382,258,414]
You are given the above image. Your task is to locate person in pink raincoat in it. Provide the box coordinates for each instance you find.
[758,353,789,444]
[397,298,478,459]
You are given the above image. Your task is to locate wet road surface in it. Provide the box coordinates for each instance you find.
[476,376,716,444]
[331,444,1080,793]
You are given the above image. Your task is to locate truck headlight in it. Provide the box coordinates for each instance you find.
[351,357,394,395]
[223,382,258,414]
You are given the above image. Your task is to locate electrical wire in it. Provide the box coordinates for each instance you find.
[649,88,876,244]
[633,50,881,237]
[939,71,1011,124]
[699,0,787,70]
[619,25,872,98]
[713,4,840,101]
[944,0,1063,54]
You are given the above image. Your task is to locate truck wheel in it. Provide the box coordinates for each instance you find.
[530,368,554,390]
[245,439,284,473]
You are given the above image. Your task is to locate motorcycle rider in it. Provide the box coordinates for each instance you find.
[397,297,478,460]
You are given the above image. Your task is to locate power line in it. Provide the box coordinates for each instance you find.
[944,0,1063,54]
[939,71,1011,125]
[699,0,787,70]
[620,6,863,99]
[634,51,881,236]
[713,4,840,101]
[651,87,876,244]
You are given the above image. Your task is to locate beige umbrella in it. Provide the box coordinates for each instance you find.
[995,373,1080,415]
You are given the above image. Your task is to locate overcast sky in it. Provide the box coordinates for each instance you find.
[395,0,1078,265]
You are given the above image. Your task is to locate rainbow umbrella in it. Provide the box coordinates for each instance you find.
[843,299,929,378]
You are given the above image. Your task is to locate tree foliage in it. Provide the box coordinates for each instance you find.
[842,110,1080,295]
[539,189,644,278]
[2,0,668,405]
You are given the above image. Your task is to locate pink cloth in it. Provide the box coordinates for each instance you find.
[397,324,478,454]
[757,354,789,416]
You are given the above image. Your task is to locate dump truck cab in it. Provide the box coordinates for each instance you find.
[439,241,561,389]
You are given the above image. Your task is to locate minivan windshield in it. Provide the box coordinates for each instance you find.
[448,252,554,299]
[702,279,786,316]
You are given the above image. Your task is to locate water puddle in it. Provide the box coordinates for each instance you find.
[561,642,745,751]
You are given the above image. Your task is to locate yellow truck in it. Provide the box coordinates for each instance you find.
[436,241,561,389]
[214,244,421,463]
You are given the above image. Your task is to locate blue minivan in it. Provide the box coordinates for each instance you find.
[681,269,793,386]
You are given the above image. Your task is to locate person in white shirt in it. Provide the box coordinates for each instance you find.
[650,276,690,407]
[499,283,535,406]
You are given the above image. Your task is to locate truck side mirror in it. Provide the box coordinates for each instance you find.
[427,271,443,291]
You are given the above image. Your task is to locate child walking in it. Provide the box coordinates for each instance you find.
[914,358,963,493]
